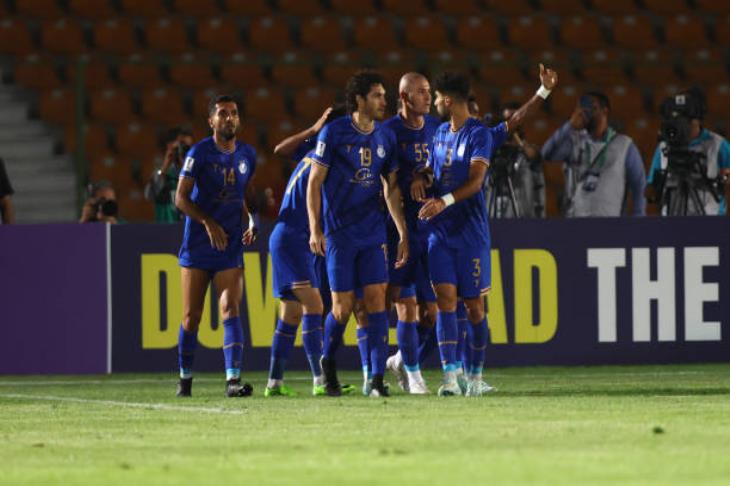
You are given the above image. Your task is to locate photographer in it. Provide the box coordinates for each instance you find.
[486,102,545,218]
[79,180,119,224]
[146,127,194,223]
[648,87,730,216]
[541,91,646,217]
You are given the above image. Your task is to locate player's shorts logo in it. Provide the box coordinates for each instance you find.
[183,156,195,172]
[316,141,326,157]
[457,144,466,158]
[238,160,248,174]
[377,145,385,158]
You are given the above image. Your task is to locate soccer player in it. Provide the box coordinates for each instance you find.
[265,105,357,397]
[308,70,409,398]
[174,94,259,398]
[381,73,441,394]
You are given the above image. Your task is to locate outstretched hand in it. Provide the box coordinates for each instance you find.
[539,63,558,90]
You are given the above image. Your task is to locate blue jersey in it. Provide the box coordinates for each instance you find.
[489,122,509,156]
[178,137,256,268]
[276,152,316,236]
[427,118,493,248]
[382,114,441,240]
[310,115,398,248]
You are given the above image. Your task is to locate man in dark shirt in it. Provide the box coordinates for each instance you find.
[0,157,15,224]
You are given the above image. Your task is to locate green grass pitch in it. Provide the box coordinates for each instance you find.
[1,364,730,485]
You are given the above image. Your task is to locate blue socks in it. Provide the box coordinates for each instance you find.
[456,302,468,371]
[436,311,458,372]
[177,324,198,378]
[469,318,489,376]
[323,312,346,359]
[269,319,297,381]
[368,311,389,376]
[418,324,437,365]
[223,317,244,381]
[396,320,419,371]
[356,326,370,379]
[301,314,323,378]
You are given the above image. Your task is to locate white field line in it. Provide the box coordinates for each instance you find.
[0,393,246,415]
[0,369,720,388]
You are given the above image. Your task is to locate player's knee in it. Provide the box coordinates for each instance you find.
[464,298,485,323]
[395,298,417,322]
[331,302,353,323]
[300,291,324,315]
[182,311,202,332]
[436,294,457,313]
[219,293,239,320]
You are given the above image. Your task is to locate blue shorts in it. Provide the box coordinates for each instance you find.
[179,246,243,275]
[326,240,389,293]
[387,234,435,302]
[428,238,491,299]
[269,223,317,301]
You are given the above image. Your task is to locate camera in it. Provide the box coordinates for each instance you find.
[659,93,704,148]
[94,198,118,217]
[490,144,521,176]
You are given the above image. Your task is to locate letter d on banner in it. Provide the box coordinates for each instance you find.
[514,249,558,343]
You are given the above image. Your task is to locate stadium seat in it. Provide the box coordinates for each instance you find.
[606,84,646,117]
[67,55,115,90]
[65,123,111,159]
[706,82,730,116]
[13,55,63,90]
[679,49,729,85]
[549,84,581,118]
[715,15,730,46]
[293,86,339,120]
[172,0,221,16]
[88,154,135,188]
[483,0,535,16]
[663,15,709,49]
[479,64,528,88]
[248,16,293,53]
[39,88,75,125]
[353,16,400,51]
[89,89,136,125]
[220,54,268,89]
[590,0,639,16]
[69,0,117,18]
[496,85,533,109]
[560,16,606,49]
[278,0,325,16]
[373,50,421,88]
[579,50,630,87]
[329,0,378,15]
[0,19,36,56]
[271,52,319,88]
[468,83,495,117]
[145,17,191,54]
[321,51,367,87]
[15,0,64,19]
[630,49,680,86]
[140,88,188,125]
[694,0,730,15]
[404,16,450,51]
[455,16,502,50]
[118,55,165,88]
[119,0,169,17]
[168,55,217,89]
[433,0,482,15]
[264,118,303,148]
[381,0,428,16]
[538,0,587,15]
[611,15,658,48]
[528,117,561,147]
[424,50,470,76]
[117,189,154,222]
[191,87,218,119]
[507,16,554,51]
[197,17,244,53]
[244,88,289,122]
[116,122,160,158]
[41,19,88,55]
[93,19,140,56]
[299,16,347,53]
[625,117,660,163]
[223,0,271,15]
[523,49,571,72]
[642,0,690,15]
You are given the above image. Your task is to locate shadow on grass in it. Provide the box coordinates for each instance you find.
[493,387,730,398]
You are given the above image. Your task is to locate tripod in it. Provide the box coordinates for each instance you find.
[657,150,718,216]
[486,168,521,218]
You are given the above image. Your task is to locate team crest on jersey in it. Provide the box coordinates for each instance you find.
[316,141,326,157]
[377,145,385,158]
[238,160,247,174]
[457,144,466,158]
[183,156,195,172]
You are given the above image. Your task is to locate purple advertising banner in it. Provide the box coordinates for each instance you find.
[0,224,108,374]
[111,217,730,373]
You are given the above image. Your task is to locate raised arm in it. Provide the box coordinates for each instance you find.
[307,162,328,256]
[383,170,409,268]
[273,107,332,157]
[506,64,558,134]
